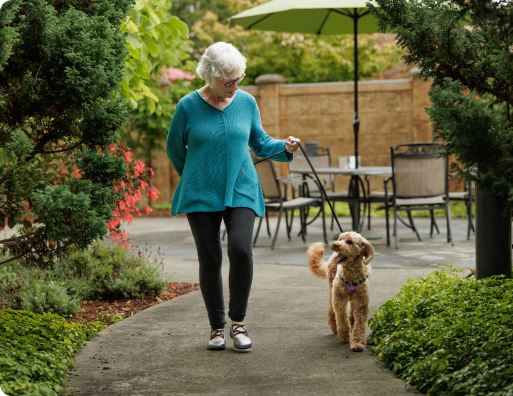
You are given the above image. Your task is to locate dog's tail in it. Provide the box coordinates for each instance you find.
[307,242,328,279]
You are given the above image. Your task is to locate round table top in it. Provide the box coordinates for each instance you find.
[290,166,392,176]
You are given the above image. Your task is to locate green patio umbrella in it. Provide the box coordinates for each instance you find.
[231,0,384,168]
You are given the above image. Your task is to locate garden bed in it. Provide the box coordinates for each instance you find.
[70,282,199,325]
[368,265,513,395]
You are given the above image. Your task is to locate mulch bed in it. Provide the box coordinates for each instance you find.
[70,282,200,326]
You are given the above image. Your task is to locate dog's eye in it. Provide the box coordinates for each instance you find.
[347,240,353,245]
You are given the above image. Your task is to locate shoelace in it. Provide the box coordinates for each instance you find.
[231,324,248,337]
[210,329,225,340]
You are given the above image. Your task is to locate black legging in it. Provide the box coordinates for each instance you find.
[187,207,256,330]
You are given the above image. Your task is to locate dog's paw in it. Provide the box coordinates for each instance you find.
[338,335,350,343]
[350,343,365,352]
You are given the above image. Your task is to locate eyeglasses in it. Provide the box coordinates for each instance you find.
[219,73,246,88]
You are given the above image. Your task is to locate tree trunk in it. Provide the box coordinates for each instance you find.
[475,184,512,279]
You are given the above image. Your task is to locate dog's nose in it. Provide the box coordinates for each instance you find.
[332,242,338,250]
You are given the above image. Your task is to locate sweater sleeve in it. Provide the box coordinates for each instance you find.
[248,102,293,163]
[166,101,187,177]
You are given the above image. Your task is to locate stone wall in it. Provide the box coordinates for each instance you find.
[153,71,462,205]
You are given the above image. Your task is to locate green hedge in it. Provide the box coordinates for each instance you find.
[368,265,513,395]
[0,309,105,395]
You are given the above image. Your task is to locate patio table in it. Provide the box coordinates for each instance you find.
[291,166,392,238]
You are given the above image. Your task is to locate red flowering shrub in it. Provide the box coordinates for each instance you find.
[15,140,160,249]
[106,140,161,248]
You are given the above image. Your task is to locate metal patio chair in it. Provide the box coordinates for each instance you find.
[288,150,349,233]
[385,142,454,249]
[253,155,325,249]
[448,179,475,240]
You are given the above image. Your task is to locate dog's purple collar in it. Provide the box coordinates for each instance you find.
[339,275,367,291]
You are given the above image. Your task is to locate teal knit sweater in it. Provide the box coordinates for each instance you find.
[166,89,293,217]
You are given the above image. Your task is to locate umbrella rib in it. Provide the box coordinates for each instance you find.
[247,13,275,29]
[331,8,355,19]
[317,9,332,34]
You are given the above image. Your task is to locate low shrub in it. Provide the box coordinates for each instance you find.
[0,242,166,317]
[368,265,513,396]
[19,280,80,317]
[56,241,166,300]
[0,309,105,395]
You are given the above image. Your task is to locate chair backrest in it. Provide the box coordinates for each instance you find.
[288,152,334,191]
[251,151,283,200]
[391,143,448,198]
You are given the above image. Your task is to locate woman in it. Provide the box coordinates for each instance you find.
[166,42,299,351]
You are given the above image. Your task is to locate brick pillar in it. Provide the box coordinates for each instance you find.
[255,74,286,175]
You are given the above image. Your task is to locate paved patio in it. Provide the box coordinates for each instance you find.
[124,215,476,271]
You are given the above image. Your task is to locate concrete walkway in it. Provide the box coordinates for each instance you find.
[65,216,477,395]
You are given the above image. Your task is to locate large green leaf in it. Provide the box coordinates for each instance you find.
[125,32,143,49]
[145,33,159,57]
[130,9,142,27]
[145,97,156,114]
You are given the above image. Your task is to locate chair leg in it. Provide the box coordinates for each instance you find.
[367,202,371,230]
[271,208,284,250]
[330,203,335,231]
[394,207,399,249]
[322,201,327,245]
[466,198,472,240]
[253,216,263,246]
[429,210,441,237]
[385,202,390,246]
[299,209,307,242]
[407,211,422,242]
[446,202,454,246]
[285,211,291,241]
[266,212,271,237]
[431,211,440,234]
[222,228,227,241]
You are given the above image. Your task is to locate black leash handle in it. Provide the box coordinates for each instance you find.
[253,142,344,234]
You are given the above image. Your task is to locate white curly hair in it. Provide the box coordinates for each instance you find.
[196,42,247,89]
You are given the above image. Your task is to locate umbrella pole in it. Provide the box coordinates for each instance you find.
[353,8,360,169]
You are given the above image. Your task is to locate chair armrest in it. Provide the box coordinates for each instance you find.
[384,177,393,204]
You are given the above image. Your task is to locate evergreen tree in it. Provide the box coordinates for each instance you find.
[0,0,133,265]
[368,0,513,208]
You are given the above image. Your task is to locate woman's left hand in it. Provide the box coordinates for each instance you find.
[285,136,300,153]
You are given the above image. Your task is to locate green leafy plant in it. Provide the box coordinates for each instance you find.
[98,311,124,325]
[0,309,105,395]
[368,265,513,395]
[120,0,192,112]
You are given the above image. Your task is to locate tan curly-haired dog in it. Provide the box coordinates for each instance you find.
[307,232,374,352]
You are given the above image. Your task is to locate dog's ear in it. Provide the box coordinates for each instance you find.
[360,237,374,265]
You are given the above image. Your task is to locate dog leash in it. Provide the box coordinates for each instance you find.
[253,141,344,234]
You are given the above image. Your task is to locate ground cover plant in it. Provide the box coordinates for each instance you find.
[0,309,105,396]
[368,265,513,395]
[0,242,166,317]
